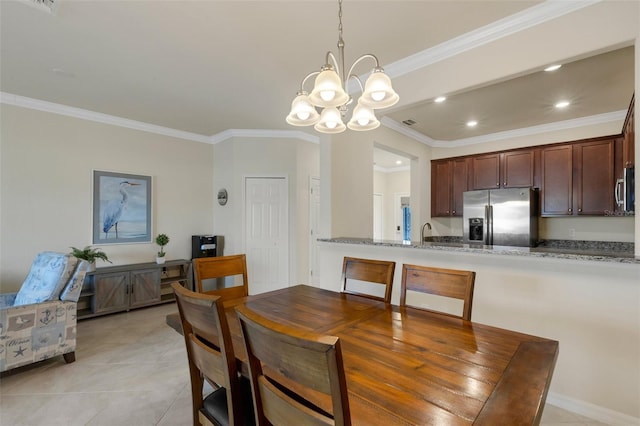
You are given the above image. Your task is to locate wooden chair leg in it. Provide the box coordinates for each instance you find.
[63,352,76,364]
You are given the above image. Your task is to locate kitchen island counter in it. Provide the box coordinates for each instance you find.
[316,237,640,423]
[317,237,639,264]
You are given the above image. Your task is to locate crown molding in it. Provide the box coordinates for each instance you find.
[3,92,623,150]
[1,92,319,145]
[384,0,601,78]
[432,110,627,148]
[383,110,625,148]
[0,92,212,143]
[381,116,436,145]
[210,129,319,144]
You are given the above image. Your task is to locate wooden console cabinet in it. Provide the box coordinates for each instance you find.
[78,259,191,319]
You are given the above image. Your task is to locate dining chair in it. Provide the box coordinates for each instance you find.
[400,263,476,321]
[341,256,395,303]
[172,283,255,426]
[235,303,352,426]
[193,254,249,301]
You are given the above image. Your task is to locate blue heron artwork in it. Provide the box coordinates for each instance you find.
[93,171,152,244]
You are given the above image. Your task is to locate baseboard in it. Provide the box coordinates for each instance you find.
[547,392,640,426]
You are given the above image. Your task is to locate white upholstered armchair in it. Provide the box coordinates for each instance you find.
[0,252,90,372]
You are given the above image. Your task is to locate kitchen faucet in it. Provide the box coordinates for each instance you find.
[421,222,432,242]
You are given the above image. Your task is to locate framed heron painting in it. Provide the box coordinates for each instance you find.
[92,170,152,244]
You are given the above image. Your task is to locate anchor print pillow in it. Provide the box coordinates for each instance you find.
[13,252,78,306]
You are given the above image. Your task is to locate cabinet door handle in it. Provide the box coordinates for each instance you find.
[496,183,500,186]
[568,208,572,213]
[452,210,456,214]
[578,208,582,212]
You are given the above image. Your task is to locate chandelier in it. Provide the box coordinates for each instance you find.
[286,0,399,134]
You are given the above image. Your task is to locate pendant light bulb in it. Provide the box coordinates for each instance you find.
[286,91,320,126]
[309,66,349,108]
[347,102,380,131]
[360,68,399,109]
[314,107,346,134]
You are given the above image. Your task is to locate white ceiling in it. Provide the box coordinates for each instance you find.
[0,0,636,150]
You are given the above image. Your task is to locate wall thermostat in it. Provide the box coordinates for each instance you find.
[217,188,228,206]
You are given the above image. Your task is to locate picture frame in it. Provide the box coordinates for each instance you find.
[92,170,152,244]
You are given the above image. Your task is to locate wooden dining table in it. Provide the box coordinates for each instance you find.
[168,284,559,425]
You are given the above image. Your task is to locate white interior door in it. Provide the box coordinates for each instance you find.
[309,177,320,286]
[244,177,289,295]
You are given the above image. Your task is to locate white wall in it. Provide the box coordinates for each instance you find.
[326,126,430,240]
[0,104,215,292]
[318,241,640,424]
[211,137,319,285]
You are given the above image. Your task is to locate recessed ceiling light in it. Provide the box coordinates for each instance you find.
[395,160,403,165]
[555,100,570,109]
[544,64,562,72]
[467,120,478,127]
[434,96,446,103]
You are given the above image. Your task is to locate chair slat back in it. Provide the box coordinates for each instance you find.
[172,283,245,426]
[193,254,249,301]
[340,257,395,303]
[236,304,351,426]
[400,264,476,320]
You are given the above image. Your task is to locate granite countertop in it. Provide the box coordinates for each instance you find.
[317,237,639,264]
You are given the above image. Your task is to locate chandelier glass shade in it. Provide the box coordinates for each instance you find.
[286,0,398,134]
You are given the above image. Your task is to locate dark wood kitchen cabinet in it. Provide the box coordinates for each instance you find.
[540,138,615,216]
[470,150,535,190]
[470,153,500,189]
[431,157,469,217]
[574,139,615,215]
[541,144,573,216]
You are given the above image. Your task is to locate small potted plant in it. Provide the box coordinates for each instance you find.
[70,246,112,271]
[155,233,170,264]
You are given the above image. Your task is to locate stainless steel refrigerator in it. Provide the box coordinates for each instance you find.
[463,187,538,247]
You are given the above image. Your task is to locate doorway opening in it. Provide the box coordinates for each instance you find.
[373,146,412,241]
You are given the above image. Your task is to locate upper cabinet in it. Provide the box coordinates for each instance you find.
[540,144,573,216]
[470,153,500,190]
[433,136,622,218]
[574,138,615,216]
[431,158,469,217]
[470,150,535,190]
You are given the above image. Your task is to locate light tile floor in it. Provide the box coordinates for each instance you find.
[0,303,609,426]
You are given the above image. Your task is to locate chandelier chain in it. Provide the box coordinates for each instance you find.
[338,0,343,41]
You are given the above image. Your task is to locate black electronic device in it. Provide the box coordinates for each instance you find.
[191,235,223,259]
